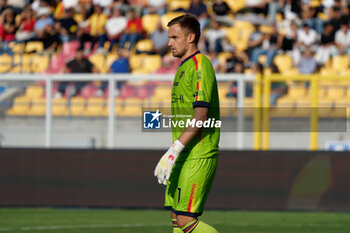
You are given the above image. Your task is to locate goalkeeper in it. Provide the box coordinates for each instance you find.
[154,14,220,233]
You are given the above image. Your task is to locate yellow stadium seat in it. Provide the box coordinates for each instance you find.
[142,14,160,35]
[0,54,13,73]
[102,98,123,116]
[226,0,246,12]
[143,55,162,73]
[7,96,30,116]
[25,41,44,53]
[89,54,105,73]
[217,51,231,68]
[274,54,293,73]
[288,84,307,99]
[168,0,191,11]
[52,98,68,116]
[153,85,172,99]
[327,86,345,100]
[332,55,349,72]
[32,55,50,73]
[84,97,105,116]
[120,97,143,117]
[12,54,33,73]
[135,39,153,53]
[129,54,146,71]
[223,26,239,47]
[276,96,296,107]
[8,42,25,53]
[160,12,184,30]
[69,97,86,116]
[27,98,46,116]
[25,85,44,98]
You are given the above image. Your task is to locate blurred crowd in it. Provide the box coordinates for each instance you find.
[1,0,350,101]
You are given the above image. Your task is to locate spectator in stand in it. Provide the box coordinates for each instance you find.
[41,23,60,54]
[204,19,227,54]
[15,8,36,42]
[280,21,298,52]
[298,46,317,74]
[315,22,337,65]
[269,63,287,106]
[334,18,350,59]
[34,7,54,39]
[78,4,107,54]
[226,61,245,98]
[236,0,267,16]
[292,23,318,65]
[105,48,130,94]
[150,21,169,56]
[55,48,99,98]
[207,50,221,73]
[93,0,113,9]
[108,0,129,15]
[267,0,282,23]
[119,8,143,50]
[279,0,301,21]
[0,0,9,15]
[300,2,323,34]
[224,48,247,73]
[56,8,78,43]
[187,0,209,31]
[104,6,127,52]
[245,23,264,60]
[32,0,51,17]
[326,6,342,36]
[251,24,282,67]
[211,0,232,26]
[7,0,25,15]
[142,0,167,15]
[0,8,16,54]
[109,48,130,74]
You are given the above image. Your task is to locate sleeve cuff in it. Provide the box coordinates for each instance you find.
[192,101,210,108]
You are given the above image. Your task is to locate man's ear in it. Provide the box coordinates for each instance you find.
[188,33,196,44]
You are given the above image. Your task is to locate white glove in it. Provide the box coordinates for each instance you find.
[154,140,185,185]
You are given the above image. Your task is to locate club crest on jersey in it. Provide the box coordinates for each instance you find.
[179,71,185,79]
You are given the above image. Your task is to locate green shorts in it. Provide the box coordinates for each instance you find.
[164,157,218,217]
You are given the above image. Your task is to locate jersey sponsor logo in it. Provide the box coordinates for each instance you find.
[171,93,184,103]
[174,82,179,86]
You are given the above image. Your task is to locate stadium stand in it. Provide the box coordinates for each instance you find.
[1,0,350,119]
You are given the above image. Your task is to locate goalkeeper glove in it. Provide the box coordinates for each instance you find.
[154,140,185,185]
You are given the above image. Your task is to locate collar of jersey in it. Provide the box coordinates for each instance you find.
[180,50,200,67]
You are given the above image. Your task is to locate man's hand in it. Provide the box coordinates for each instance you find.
[154,140,185,185]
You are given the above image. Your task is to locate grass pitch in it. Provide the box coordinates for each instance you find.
[1,208,350,233]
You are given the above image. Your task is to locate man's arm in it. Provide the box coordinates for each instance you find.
[177,107,208,146]
[154,106,209,185]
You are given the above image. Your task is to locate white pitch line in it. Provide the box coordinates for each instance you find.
[0,223,170,232]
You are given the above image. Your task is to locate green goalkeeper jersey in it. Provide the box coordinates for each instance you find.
[171,50,220,162]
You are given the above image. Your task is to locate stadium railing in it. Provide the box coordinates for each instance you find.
[0,73,255,149]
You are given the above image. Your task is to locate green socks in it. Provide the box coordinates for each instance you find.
[181,219,218,233]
